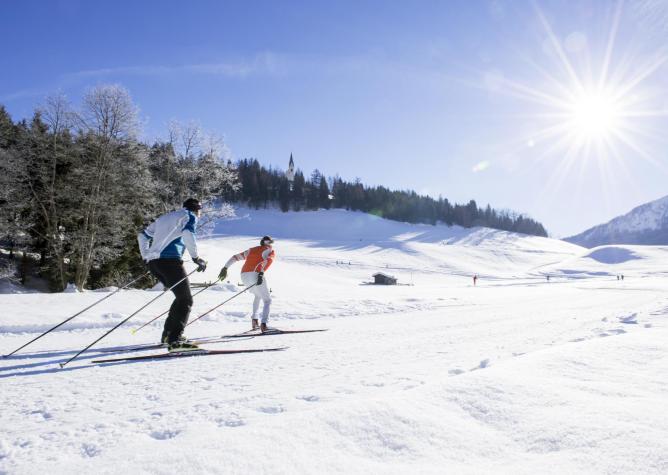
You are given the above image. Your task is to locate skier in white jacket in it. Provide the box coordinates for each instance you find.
[137,198,207,351]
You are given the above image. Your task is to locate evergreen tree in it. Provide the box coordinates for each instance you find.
[225,160,547,237]
[291,171,305,211]
[306,169,323,210]
[319,175,331,210]
[278,177,291,212]
[0,106,17,149]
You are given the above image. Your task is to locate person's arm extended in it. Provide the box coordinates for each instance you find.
[224,250,249,269]
[218,250,249,281]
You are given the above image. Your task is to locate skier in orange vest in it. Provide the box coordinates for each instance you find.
[218,236,276,332]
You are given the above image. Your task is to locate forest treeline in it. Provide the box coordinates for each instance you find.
[0,86,237,291]
[226,158,548,236]
[0,86,546,291]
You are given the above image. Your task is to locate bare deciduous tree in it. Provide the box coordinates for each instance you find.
[168,119,201,160]
[201,131,232,162]
[71,84,142,290]
[77,84,139,141]
[36,94,73,288]
[1,95,74,289]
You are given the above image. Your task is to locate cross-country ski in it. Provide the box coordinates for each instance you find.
[92,347,288,364]
[219,328,328,338]
[94,329,325,354]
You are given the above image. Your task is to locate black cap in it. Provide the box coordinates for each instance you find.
[260,235,274,246]
[183,198,202,212]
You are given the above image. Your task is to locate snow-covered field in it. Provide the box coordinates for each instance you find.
[1,208,667,474]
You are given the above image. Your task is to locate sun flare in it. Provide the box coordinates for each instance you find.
[568,89,622,140]
[485,1,668,180]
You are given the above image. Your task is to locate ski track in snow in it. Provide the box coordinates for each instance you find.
[2,208,668,474]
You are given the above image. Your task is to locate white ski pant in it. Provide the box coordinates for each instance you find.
[241,271,272,323]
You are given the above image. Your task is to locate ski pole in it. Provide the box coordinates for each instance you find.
[185,284,256,327]
[3,271,150,358]
[59,269,198,368]
[131,280,220,335]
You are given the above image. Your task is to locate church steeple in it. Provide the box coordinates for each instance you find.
[286,153,295,184]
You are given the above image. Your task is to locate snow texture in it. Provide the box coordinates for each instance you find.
[1,207,668,474]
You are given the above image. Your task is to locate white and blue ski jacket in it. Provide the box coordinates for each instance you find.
[137,208,200,262]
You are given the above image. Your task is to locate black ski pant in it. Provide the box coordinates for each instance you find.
[148,259,193,343]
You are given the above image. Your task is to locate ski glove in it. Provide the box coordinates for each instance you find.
[193,257,207,272]
[218,267,228,281]
[256,272,264,285]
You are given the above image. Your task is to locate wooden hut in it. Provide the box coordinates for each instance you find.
[373,272,397,285]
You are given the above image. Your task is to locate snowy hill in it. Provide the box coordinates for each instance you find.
[213,207,583,278]
[2,207,668,474]
[539,244,668,279]
[565,195,668,247]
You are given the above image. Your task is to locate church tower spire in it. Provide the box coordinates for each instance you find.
[286,153,295,185]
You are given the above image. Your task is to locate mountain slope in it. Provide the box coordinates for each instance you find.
[565,195,668,248]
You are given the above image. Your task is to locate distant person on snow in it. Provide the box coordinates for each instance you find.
[473,275,478,286]
[219,236,275,332]
[137,198,207,351]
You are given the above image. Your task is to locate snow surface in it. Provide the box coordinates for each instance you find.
[2,208,668,474]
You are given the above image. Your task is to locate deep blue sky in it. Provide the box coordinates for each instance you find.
[2,0,668,236]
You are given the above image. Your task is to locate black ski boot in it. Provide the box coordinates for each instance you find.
[168,340,201,352]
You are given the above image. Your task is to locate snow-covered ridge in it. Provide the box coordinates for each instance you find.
[608,195,668,232]
[208,207,582,278]
[214,207,562,246]
[566,194,668,247]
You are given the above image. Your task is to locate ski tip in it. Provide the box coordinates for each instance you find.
[130,329,136,335]
[58,363,66,369]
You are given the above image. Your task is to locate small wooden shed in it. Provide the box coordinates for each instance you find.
[373,272,397,285]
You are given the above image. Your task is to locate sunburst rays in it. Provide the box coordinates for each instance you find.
[477,1,668,213]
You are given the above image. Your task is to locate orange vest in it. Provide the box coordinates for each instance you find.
[241,245,275,273]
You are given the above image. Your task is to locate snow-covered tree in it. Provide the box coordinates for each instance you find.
[69,84,148,290]
[0,86,240,291]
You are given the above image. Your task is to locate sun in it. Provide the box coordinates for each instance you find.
[568,88,622,141]
[483,1,668,176]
